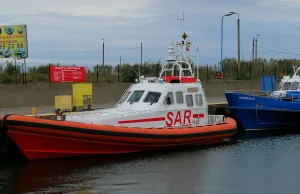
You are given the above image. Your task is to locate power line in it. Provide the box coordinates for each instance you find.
[257,45,300,56]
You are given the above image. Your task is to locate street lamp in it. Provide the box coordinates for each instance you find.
[220,12,240,77]
[230,12,240,78]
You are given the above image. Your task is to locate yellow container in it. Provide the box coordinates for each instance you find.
[55,95,72,110]
[72,83,92,107]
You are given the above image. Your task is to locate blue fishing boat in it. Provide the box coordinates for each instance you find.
[225,67,300,131]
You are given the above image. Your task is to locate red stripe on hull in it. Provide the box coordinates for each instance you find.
[193,114,204,118]
[8,131,229,160]
[118,117,165,124]
[118,114,204,124]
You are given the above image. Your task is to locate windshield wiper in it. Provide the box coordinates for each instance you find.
[130,99,138,104]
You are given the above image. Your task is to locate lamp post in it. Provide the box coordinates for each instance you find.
[220,12,240,77]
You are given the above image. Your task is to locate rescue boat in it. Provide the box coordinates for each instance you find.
[1,33,237,161]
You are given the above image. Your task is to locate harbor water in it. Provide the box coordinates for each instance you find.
[1,130,300,194]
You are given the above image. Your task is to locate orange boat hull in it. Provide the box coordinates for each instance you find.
[1,114,237,160]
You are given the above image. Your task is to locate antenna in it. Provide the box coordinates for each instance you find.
[197,46,199,80]
[177,10,185,62]
[177,10,184,32]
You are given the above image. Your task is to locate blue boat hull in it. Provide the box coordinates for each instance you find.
[225,92,300,131]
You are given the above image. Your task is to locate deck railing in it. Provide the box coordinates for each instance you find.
[225,90,272,97]
[208,115,225,125]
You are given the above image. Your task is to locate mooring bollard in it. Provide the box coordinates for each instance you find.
[31,108,36,115]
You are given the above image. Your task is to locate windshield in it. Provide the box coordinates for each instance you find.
[127,90,144,103]
[143,92,161,104]
[282,82,291,90]
[296,68,300,76]
[290,82,300,90]
[119,91,132,104]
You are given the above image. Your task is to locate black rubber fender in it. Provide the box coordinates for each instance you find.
[1,114,14,133]
[0,114,13,147]
[215,107,227,116]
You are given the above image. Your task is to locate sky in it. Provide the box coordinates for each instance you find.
[1,0,300,68]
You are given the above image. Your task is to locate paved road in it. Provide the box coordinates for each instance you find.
[0,96,226,115]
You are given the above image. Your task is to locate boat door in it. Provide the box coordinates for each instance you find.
[160,88,208,127]
[186,86,208,126]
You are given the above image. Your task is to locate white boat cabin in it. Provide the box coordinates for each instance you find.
[271,66,300,98]
[64,39,224,128]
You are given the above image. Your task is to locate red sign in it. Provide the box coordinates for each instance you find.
[216,72,224,79]
[50,66,86,83]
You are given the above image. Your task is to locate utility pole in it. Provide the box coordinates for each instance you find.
[22,61,24,85]
[119,56,121,83]
[251,37,254,80]
[117,63,120,83]
[15,58,17,85]
[237,16,240,79]
[96,63,99,83]
[255,34,260,63]
[252,38,255,63]
[255,38,257,62]
[102,39,104,72]
[139,42,142,82]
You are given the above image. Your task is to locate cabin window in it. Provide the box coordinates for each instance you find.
[195,94,203,106]
[290,82,300,90]
[119,91,132,104]
[175,91,184,104]
[163,92,174,105]
[144,92,161,104]
[282,82,291,90]
[186,95,193,107]
[127,90,144,103]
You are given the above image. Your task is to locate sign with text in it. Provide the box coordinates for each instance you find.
[0,24,28,58]
[50,66,86,83]
[216,72,224,79]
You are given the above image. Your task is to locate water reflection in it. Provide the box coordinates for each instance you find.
[1,130,300,194]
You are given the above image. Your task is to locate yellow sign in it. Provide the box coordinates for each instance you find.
[0,24,28,58]
[182,32,188,40]
[188,87,199,92]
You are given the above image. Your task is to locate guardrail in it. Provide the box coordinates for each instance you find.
[225,90,272,96]
[208,115,224,125]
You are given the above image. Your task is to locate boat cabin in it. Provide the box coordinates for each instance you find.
[64,39,224,128]
[271,67,300,98]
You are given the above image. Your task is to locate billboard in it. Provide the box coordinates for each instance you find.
[0,24,28,58]
[50,66,86,83]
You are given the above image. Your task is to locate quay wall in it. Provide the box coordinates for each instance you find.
[0,79,270,108]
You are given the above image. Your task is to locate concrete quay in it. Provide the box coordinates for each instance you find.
[0,80,261,110]
[0,96,228,116]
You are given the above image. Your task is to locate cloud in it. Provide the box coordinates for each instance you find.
[1,0,300,66]
[3,0,162,18]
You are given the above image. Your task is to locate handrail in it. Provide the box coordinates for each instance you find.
[225,90,272,96]
[68,109,154,119]
[114,84,134,108]
[207,115,224,125]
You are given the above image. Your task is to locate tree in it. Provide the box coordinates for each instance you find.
[4,61,20,76]
[121,64,136,83]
